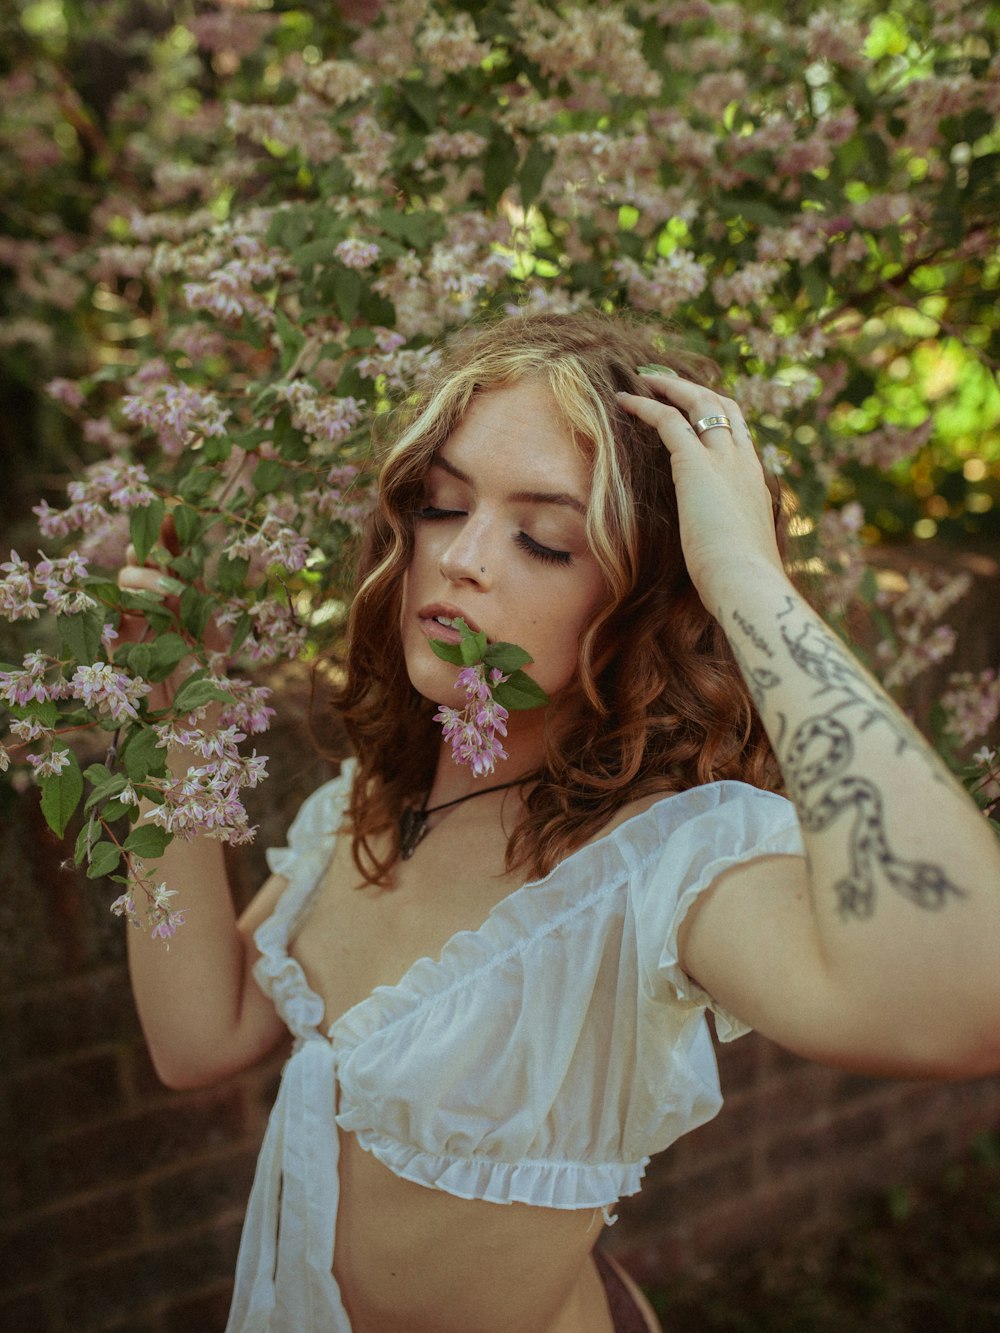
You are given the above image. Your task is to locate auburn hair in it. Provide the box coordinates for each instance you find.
[332,309,786,885]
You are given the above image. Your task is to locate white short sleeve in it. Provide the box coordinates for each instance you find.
[633,782,805,1041]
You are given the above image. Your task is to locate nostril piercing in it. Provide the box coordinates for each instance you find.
[480,566,485,573]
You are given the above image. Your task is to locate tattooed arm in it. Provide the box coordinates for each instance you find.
[619,377,1000,1077]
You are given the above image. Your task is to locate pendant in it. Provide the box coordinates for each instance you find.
[399,805,430,860]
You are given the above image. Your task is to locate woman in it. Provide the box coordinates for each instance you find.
[121,311,1000,1333]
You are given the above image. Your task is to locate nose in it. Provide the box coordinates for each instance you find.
[438,514,492,587]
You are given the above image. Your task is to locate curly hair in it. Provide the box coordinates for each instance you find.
[332,309,786,885]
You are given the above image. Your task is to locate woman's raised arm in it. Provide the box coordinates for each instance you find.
[117,558,287,1091]
[619,375,1000,1078]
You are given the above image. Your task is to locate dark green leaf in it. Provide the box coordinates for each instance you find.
[483,130,519,209]
[172,504,203,548]
[123,726,166,782]
[179,587,213,639]
[483,641,533,673]
[253,457,285,494]
[147,633,191,681]
[86,840,122,879]
[98,798,132,823]
[130,497,166,565]
[39,750,83,837]
[85,771,127,811]
[428,638,464,666]
[403,81,437,129]
[124,825,172,859]
[228,611,253,655]
[216,554,250,595]
[74,817,95,865]
[58,607,106,665]
[11,699,60,727]
[334,268,363,322]
[520,140,554,208]
[492,670,548,711]
[172,677,234,713]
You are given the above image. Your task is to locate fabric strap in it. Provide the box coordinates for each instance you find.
[226,1039,351,1332]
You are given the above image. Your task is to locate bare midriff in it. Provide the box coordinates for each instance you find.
[279,790,668,1333]
[335,1135,615,1333]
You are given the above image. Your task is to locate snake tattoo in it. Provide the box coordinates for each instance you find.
[730,599,966,921]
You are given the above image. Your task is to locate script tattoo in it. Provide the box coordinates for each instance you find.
[730,600,966,920]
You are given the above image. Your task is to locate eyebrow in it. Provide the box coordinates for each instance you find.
[432,455,588,516]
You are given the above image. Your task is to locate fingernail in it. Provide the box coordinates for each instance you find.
[157,575,186,596]
[637,364,679,377]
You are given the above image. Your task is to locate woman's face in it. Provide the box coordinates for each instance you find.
[400,378,607,709]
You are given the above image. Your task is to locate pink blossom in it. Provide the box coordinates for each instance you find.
[26,748,72,778]
[69,663,153,723]
[334,238,380,270]
[942,671,1000,748]
[45,378,86,409]
[122,379,232,454]
[434,663,511,777]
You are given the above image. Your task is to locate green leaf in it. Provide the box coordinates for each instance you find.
[172,504,203,548]
[216,554,250,595]
[39,750,84,837]
[83,762,113,787]
[98,798,133,823]
[403,82,438,130]
[428,638,465,666]
[10,699,60,728]
[492,670,548,711]
[483,129,519,209]
[86,840,122,879]
[58,607,106,665]
[128,644,152,679]
[123,726,166,783]
[124,824,172,859]
[801,263,828,310]
[172,677,234,713]
[452,618,488,665]
[483,641,533,673]
[146,633,191,681]
[520,140,554,209]
[334,268,363,322]
[85,771,127,811]
[253,457,284,494]
[74,818,95,865]
[228,611,253,655]
[179,587,213,639]
[130,497,166,565]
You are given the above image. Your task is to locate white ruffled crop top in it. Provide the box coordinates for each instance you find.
[225,758,804,1331]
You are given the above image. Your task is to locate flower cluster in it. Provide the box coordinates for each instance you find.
[0,550,95,620]
[434,665,510,778]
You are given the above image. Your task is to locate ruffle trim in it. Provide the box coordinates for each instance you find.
[345,1125,649,1211]
[253,760,355,1038]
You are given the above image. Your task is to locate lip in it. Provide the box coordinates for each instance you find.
[417,602,484,644]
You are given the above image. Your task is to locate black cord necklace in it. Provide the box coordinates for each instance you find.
[399,778,531,860]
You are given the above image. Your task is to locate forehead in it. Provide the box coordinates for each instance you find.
[436,379,592,498]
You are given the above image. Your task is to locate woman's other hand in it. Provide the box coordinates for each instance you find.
[617,374,784,612]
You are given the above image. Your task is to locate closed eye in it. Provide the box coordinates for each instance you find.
[416,505,465,520]
[516,531,572,565]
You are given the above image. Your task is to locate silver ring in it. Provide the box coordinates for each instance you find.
[693,414,733,436]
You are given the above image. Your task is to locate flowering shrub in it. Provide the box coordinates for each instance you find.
[2,0,999,932]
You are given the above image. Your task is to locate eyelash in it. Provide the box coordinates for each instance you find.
[415,506,572,566]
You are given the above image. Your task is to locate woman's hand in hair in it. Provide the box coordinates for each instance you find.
[616,374,784,613]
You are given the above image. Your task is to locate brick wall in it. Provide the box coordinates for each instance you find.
[2,547,998,1331]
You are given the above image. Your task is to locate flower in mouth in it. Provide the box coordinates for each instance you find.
[428,618,548,775]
